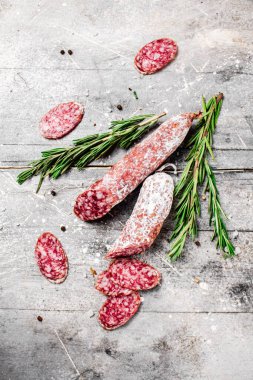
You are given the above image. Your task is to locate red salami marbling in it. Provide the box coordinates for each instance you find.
[109,258,161,290]
[98,292,141,330]
[134,38,177,75]
[95,269,133,296]
[105,172,174,259]
[39,102,84,139]
[34,232,68,283]
[74,113,197,222]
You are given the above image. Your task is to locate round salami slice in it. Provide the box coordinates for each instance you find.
[39,101,84,139]
[134,38,178,75]
[98,292,141,330]
[109,258,161,291]
[34,232,68,284]
[95,269,133,297]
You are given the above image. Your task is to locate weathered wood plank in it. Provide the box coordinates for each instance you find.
[0,170,252,314]
[0,68,252,152]
[0,0,252,74]
[0,228,252,313]
[1,145,253,169]
[2,115,253,150]
[1,170,252,231]
[1,310,252,380]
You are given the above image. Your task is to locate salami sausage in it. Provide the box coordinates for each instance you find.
[74,113,197,221]
[105,172,174,259]
[34,232,68,283]
[95,269,133,296]
[39,102,84,139]
[98,292,141,330]
[109,258,161,290]
[134,38,178,75]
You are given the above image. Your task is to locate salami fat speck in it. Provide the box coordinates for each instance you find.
[134,38,177,75]
[98,292,141,330]
[74,113,197,222]
[95,270,133,296]
[109,258,161,290]
[39,102,84,139]
[34,232,68,283]
[105,172,174,259]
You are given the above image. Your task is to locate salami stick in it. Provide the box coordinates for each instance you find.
[105,171,174,259]
[74,112,198,222]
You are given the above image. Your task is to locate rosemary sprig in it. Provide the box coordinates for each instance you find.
[204,160,235,257]
[17,113,165,193]
[169,94,234,261]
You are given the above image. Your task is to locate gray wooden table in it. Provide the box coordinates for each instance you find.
[0,1,253,379]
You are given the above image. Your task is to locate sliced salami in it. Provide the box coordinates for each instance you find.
[34,232,68,284]
[134,38,178,75]
[105,172,174,259]
[95,269,132,296]
[39,102,84,139]
[74,113,197,222]
[109,258,161,290]
[98,292,141,330]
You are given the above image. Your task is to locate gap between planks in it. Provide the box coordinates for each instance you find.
[1,166,253,173]
[0,307,252,314]
[0,67,252,77]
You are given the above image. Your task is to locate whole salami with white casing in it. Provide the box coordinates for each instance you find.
[105,171,174,259]
[74,112,198,222]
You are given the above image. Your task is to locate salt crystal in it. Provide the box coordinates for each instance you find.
[235,246,241,254]
[199,282,209,290]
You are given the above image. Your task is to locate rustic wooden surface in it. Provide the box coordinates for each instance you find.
[0,1,253,379]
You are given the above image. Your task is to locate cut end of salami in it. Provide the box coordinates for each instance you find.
[98,292,141,330]
[109,258,161,291]
[95,270,133,296]
[105,244,146,259]
[134,38,178,75]
[39,102,84,139]
[34,232,68,284]
[74,187,113,221]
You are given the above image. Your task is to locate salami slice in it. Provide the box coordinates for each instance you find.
[39,102,84,139]
[34,232,68,283]
[109,258,161,290]
[74,112,197,222]
[98,292,141,330]
[95,269,133,296]
[134,38,178,75]
[105,172,174,259]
